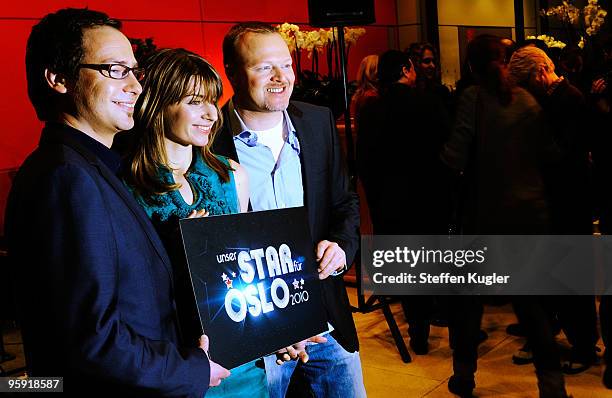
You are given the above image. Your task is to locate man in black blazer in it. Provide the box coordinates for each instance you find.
[5,8,228,396]
[213,22,364,398]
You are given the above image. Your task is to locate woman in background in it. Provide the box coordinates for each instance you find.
[351,54,379,119]
[124,48,265,398]
[353,54,379,207]
[407,42,453,114]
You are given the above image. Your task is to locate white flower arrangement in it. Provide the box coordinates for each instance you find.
[276,23,366,80]
[344,27,366,46]
[526,34,568,49]
[584,0,607,36]
[539,0,607,46]
[277,23,300,53]
[542,1,581,25]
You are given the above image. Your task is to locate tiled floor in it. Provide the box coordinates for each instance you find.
[349,287,610,397]
[348,182,611,396]
[0,324,25,377]
[1,291,610,397]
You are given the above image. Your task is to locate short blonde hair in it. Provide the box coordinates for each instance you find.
[355,55,378,93]
[508,46,555,87]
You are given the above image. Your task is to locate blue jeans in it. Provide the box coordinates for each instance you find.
[263,334,366,398]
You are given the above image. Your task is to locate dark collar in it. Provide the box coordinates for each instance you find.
[547,76,566,96]
[42,122,121,175]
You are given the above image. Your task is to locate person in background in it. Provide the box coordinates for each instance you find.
[455,36,516,100]
[590,34,612,390]
[351,54,379,119]
[361,50,451,235]
[441,35,569,398]
[358,49,451,356]
[558,46,587,93]
[353,54,379,209]
[407,42,453,114]
[6,8,224,396]
[509,44,599,376]
[213,22,364,398]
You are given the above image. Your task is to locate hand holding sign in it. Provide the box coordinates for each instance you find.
[275,335,328,365]
[198,335,230,387]
[188,208,209,218]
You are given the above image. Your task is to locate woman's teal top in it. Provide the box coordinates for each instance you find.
[135,151,239,222]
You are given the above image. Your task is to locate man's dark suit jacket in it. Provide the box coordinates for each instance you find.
[6,123,209,397]
[213,100,360,353]
[357,83,452,235]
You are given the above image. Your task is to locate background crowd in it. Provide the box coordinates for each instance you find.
[353,33,612,397]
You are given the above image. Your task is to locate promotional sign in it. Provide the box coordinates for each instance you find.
[179,207,327,369]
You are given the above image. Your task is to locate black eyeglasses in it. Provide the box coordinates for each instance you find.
[78,63,145,81]
[421,58,435,65]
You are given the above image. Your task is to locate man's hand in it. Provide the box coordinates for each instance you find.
[316,240,346,280]
[199,335,230,387]
[208,361,231,387]
[275,335,328,365]
[592,78,607,94]
[188,208,209,218]
[592,78,611,113]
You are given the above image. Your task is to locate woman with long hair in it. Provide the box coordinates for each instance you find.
[124,48,267,397]
[126,48,248,218]
[351,54,379,117]
[407,42,453,114]
[353,54,379,206]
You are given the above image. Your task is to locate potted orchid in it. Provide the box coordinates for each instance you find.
[539,0,607,49]
[277,23,366,117]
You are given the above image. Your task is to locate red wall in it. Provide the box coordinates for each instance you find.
[0,0,397,171]
[0,0,399,234]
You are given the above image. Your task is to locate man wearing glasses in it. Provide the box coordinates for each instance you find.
[6,8,227,396]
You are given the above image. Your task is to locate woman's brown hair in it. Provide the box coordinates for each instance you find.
[126,48,230,197]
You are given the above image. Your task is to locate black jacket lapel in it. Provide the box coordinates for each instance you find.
[287,103,317,234]
[213,104,239,162]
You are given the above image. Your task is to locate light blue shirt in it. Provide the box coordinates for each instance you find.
[228,100,304,211]
[228,101,340,331]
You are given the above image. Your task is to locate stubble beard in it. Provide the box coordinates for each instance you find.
[263,101,289,112]
[263,89,292,112]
